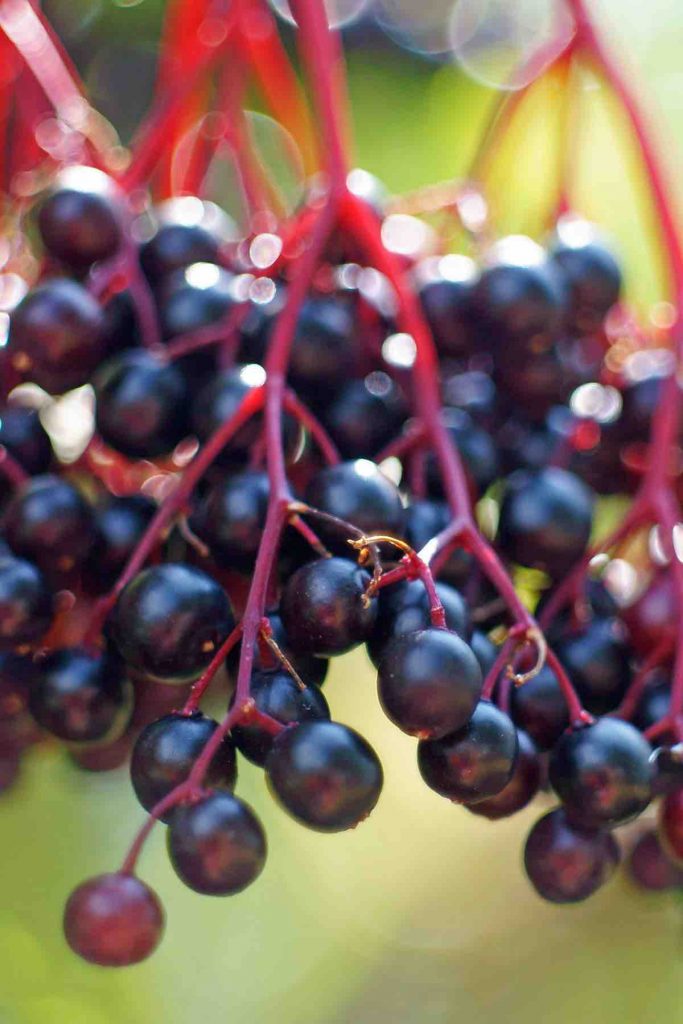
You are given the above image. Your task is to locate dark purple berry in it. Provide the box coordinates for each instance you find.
[232,670,330,766]
[524,807,619,903]
[510,664,569,751]
[3,475,94,578]
[466,729,541,819]
[304,460,405,547]
[0,555,53,649]
[191,469,268,572]
[367,577,470,667]
[38,167,121,271]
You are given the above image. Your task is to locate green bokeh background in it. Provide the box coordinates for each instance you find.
[4,2,683,1021]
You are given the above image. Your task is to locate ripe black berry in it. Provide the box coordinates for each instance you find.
[167,791,266,895]
[554,617,631,715]
[551,235,622,335]
[322,374,407,458]
[469,259,566,355]
[497,466,594,578]
[130,712,237,818]
[140,219,221,286]
[93,349,189,459]
[627,830,683,891]
[266,720,383,831]
[158,263,234,341]
[288,295,355,401]
[416,254,477,358]
[0,404,52,478]
[226,612,329,687]
[549,718,653,829]
[377,628,481,739]
[0,555,53,650]
[87,494,157,591]
[280,557,377,657]
[524,807,619,903]
[367,577,470,667]
[9,278,105,394]
[3,475,94,578]
[64,873,164,966]
[110,563,235,683]
[304,460,405,546]
[232,670,330,766]
[191,469,269,572]
[465,729,541,820]
[509,664,569,751]
[37,167,122,271]
[418,700,518,802]
[29,647,130,743]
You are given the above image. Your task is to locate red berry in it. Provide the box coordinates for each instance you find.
[63,873,164,967]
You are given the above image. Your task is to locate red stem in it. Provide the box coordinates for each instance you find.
[182,622,243,715]
[282,390,340,465]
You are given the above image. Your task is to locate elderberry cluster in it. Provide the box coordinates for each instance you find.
[0,160,680,971]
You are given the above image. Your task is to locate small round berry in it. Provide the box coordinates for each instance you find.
[658,789,683,865]
[633,673,671,733]
[9,279,106,394]
[86,495,157,592]
[0,404,52,478]
[404,500,473,588]
[418,701,518,803]
[289,296,355,399]
[167,791,266,896]
[304,460,405,547]
[232,670,330,767]
[38,167,122,271]
[465,729,541,820]
[110,563,235,683]
[226,612,328,688]
[64,872,164,966]
[28,647,130,743]
[427,408,499,500]
[470,630,498,676]
[416,254,477,358]
[469,259,566,355]
[322,375,407,459]
[158,262,234,342]
[524,807,619,904]
[551,235,622,335]
[549,718,653,829]
[554,618,631,715]
[140,222,220,286]
[497,467,594,578]
[280,557,377,657]
[0,555,54,650]
[377,628,481,739]
[93,349,189,459]
[266,720,383,832]
[510,664,569,751]
[367,577,471,667]
[3,474,94,578]
[628,830,683,891]
[191,469,269,572]
[130,712,237,818]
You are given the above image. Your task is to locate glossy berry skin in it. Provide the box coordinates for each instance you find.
[87,495,157,591]
[38,168,121,271]
[232,670,330,766]
[226,612,328,688]
[322,374,407,459]
[93,349,189,459]
[130,712,237,818]
[288,296,355,400]
[3,475,94,578]
[551,239,622,335]
[469,260,566,355]
[191,469,269,572]
[280,557,377,657]
[304,460,405,547]
[167,791,266,896]
[64,873,164,966]
[266,721,383,832]
[628,830,683,891]
[158,263,233,341]
[404,500,473,588]
[426,409,499,501]
[418,701,519,803]
[549,719,653,829]
[110,563,235,683]
[416,258,476,358]
[377,628,481,740]
[658,790,683,865]
[554,618,631,716]
[509,664,569,751]
[470,630,498,677]
[0,555,53,650]
[140,223,221,286]
[466,730,541,820]
[632,676,670,734]
[0,405,52,477]
[497,467,594,578]
[28,647,129,743]
[367,578,470,667]
[9,279,105,394]
[524,808,619,904]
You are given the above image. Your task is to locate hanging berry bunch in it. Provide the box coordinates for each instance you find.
[0,0,682,968]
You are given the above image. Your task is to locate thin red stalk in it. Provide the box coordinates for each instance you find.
[374,423,426,465]
[164,301,249,362]
[0,445,29,487]
[615,637,673,722]
[287,513,330,558]
[182,622,243,715]
[282,390,340,465]
[481,638,515,702]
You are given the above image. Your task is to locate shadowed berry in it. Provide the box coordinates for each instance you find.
[524,807,619,903]
[38,167,122,271]
[64,873,164,966]
[3,474,94,578]
[0,555,54,650]
[466,730,541,820]
[367,577,470,667]
[232,670,330,766]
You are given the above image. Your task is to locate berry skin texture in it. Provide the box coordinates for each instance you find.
[367,577,471,667]
[0,555,54,650]
[87,495,157,592]
[497,466,595,578]
[554,617,631,716]
[304,460,405,546]
[8,278,105,394]
[377,628,481,740]
[191,469,269,572]
[466,729,541,820]
[549,718,654,829]
[130,712,237,818]
[232,670,330,766]
[167,792,267,896]
[509,664,569,751]
[93,349,189,459]
[418,700,519,803]
[28,648,130,743]
[280,557,377,657]
[38,168,122,271]
[3,474,94,579]
[110,563,235,684]
[658,790,683,865]
[524,808,620,904]
[64,872,164,966]
[266,720,383,832]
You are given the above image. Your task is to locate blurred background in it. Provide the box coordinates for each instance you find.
[3,1,683,1021]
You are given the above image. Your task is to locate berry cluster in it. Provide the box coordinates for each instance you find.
[1,0,683,971]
